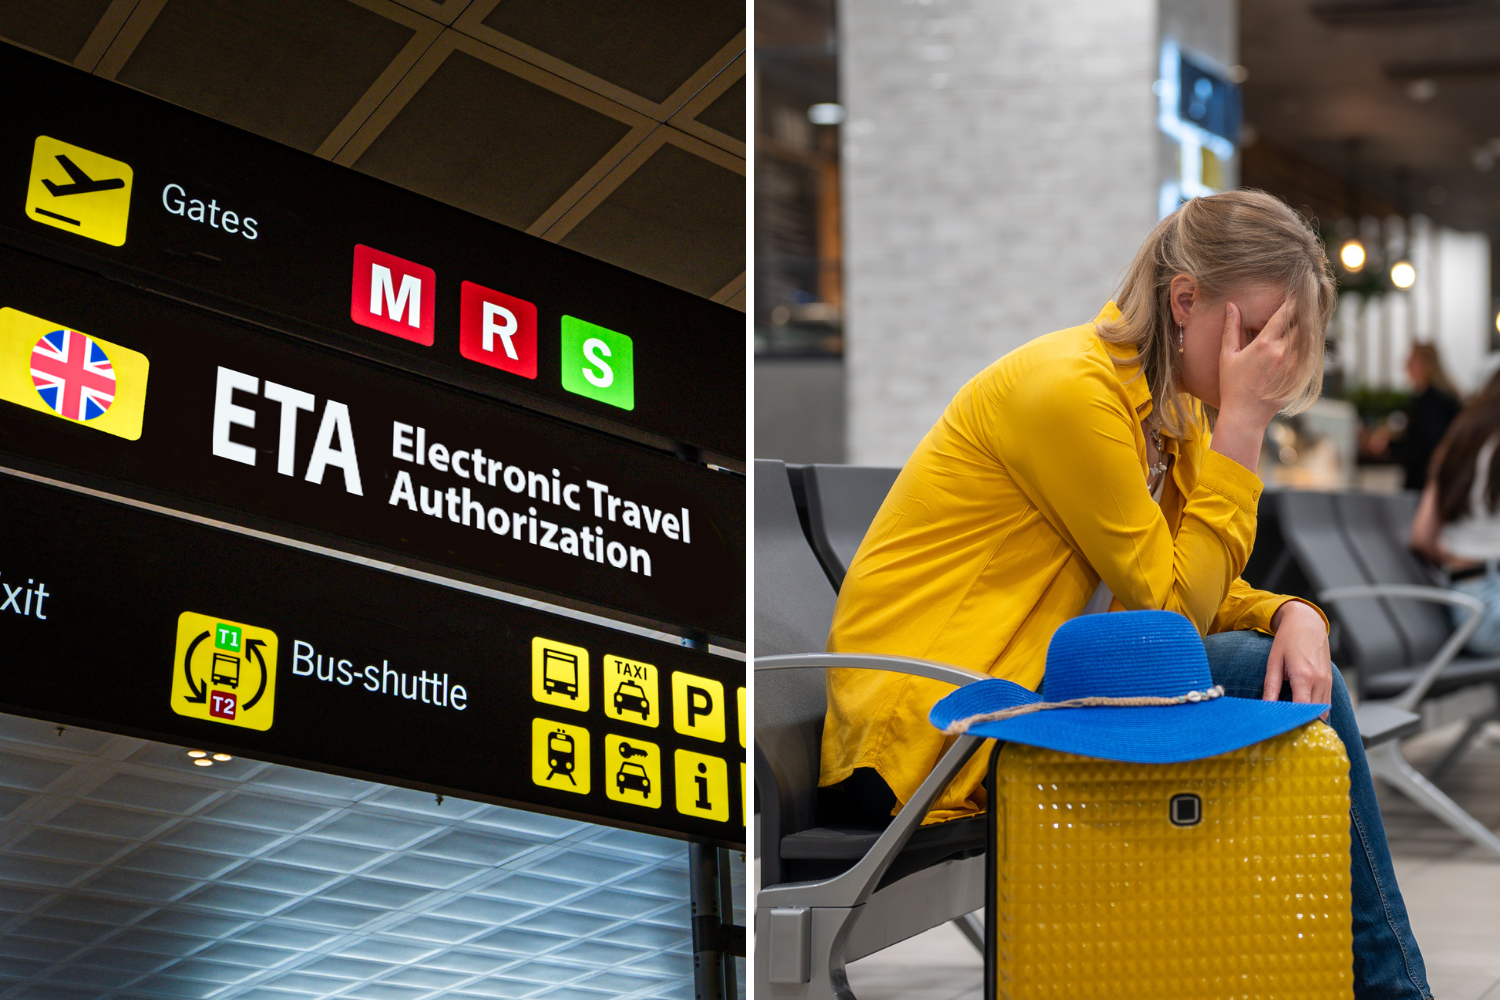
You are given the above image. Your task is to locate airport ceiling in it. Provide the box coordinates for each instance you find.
[0,0,745,309]
[0,712,743,1000]
[1241,0,1500,240]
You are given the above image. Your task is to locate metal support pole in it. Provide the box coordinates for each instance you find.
[718,847,742,998]
[690,842,728,1000]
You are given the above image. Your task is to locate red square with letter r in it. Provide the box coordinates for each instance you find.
[459,281,537,378]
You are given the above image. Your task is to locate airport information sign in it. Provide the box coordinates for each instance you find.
[0,46,743,460]
[0,244,742,639]
[0,49,746,844]
[0,471,744,847]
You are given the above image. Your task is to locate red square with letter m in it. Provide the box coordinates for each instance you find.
[350,244,435,345]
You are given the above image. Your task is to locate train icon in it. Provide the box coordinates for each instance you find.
[546,729,576,784]
[542,648,580,699]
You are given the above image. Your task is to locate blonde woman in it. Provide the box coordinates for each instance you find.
[821,191,1428,997]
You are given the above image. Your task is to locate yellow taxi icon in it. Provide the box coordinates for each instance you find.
[25,136,133,246]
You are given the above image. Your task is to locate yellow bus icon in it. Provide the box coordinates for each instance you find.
[25,136,133,246]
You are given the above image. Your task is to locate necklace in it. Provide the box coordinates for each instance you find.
[1147,427,1169,482]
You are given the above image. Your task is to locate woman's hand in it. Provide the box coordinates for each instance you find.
[1265,599,1332,719]
[1209,299,1297,472]
[1219,298,1295,423]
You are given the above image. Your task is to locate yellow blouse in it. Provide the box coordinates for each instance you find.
[821,305,1323,822]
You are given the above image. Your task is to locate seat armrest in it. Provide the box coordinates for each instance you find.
[1318,585,1485,712]
[756,652,991,688]
[1354,702,1423,748]
[755,652,989,911]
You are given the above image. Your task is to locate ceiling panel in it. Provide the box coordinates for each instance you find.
[0,711,744,1000]
[354,50,635,230]
[695,77,745,142]
[561,143,745,298]
[0,0,745,307]
[0,0,111,62]
[477,1,741,105]
[115,0,417,153]
[1243,0,1500,237]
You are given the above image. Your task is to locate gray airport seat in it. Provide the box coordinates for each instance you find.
[795,464,902,587]
[754,460,989,998]
[1277,490,1500,856]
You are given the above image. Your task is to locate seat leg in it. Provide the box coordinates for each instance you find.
[952,912,984,954]
[1426,711,1496,785]
[755,905,862,1000]
[1368,740,1500,858]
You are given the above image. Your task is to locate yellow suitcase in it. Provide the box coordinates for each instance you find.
[982,721,1352,999]
[928,611,1354,999]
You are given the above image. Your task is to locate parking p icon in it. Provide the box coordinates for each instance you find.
[670,671,725,743]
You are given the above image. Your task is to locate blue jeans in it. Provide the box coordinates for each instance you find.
[1206,631,1430,1000]
[1449,565,1500,655]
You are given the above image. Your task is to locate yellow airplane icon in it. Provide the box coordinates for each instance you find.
[25,136,133,246]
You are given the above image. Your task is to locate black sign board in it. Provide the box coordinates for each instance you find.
[0,470,745,848]
[0,243,742,641]
[0,45,743,461]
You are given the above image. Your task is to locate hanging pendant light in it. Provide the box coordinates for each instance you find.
[1341,240,1366,271]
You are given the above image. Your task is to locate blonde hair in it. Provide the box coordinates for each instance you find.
[1096,189,1336,438]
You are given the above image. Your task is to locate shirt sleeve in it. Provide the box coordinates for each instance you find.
[1212,581,1330,635]
[993,357,1265,635]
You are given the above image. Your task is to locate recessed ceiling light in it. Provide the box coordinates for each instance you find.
[1406,78,1438,102]
[212,753,232,762]
[806,102,844,126]
[193,758,214,767]
[187,750,207,758]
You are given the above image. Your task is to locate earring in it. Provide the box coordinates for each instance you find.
[1178,321,1184,353]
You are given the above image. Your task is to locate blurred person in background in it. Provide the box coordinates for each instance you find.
[1362,344,1462,488]
[820,190,1430,997]
[1410,368,1500,654]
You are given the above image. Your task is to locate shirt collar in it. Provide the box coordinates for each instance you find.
[1095,301,1154,419]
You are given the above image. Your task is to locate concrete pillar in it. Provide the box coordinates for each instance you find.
[840,0,1235,465]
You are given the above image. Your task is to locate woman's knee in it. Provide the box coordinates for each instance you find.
[1203,630,1275,700]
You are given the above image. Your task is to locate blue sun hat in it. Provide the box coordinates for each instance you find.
[928,610,1329,763]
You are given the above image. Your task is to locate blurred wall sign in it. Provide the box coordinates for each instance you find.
[1157,40,1241,216]
[0,45,743,460]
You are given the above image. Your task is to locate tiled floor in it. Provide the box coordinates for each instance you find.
[843,721,1500,1000]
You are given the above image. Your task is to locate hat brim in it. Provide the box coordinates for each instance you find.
[930,679,1329,764]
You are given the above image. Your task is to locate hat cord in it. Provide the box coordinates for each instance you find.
[942,684,1225,736]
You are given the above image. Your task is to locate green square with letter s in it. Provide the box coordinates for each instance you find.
[561,316,634,411]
